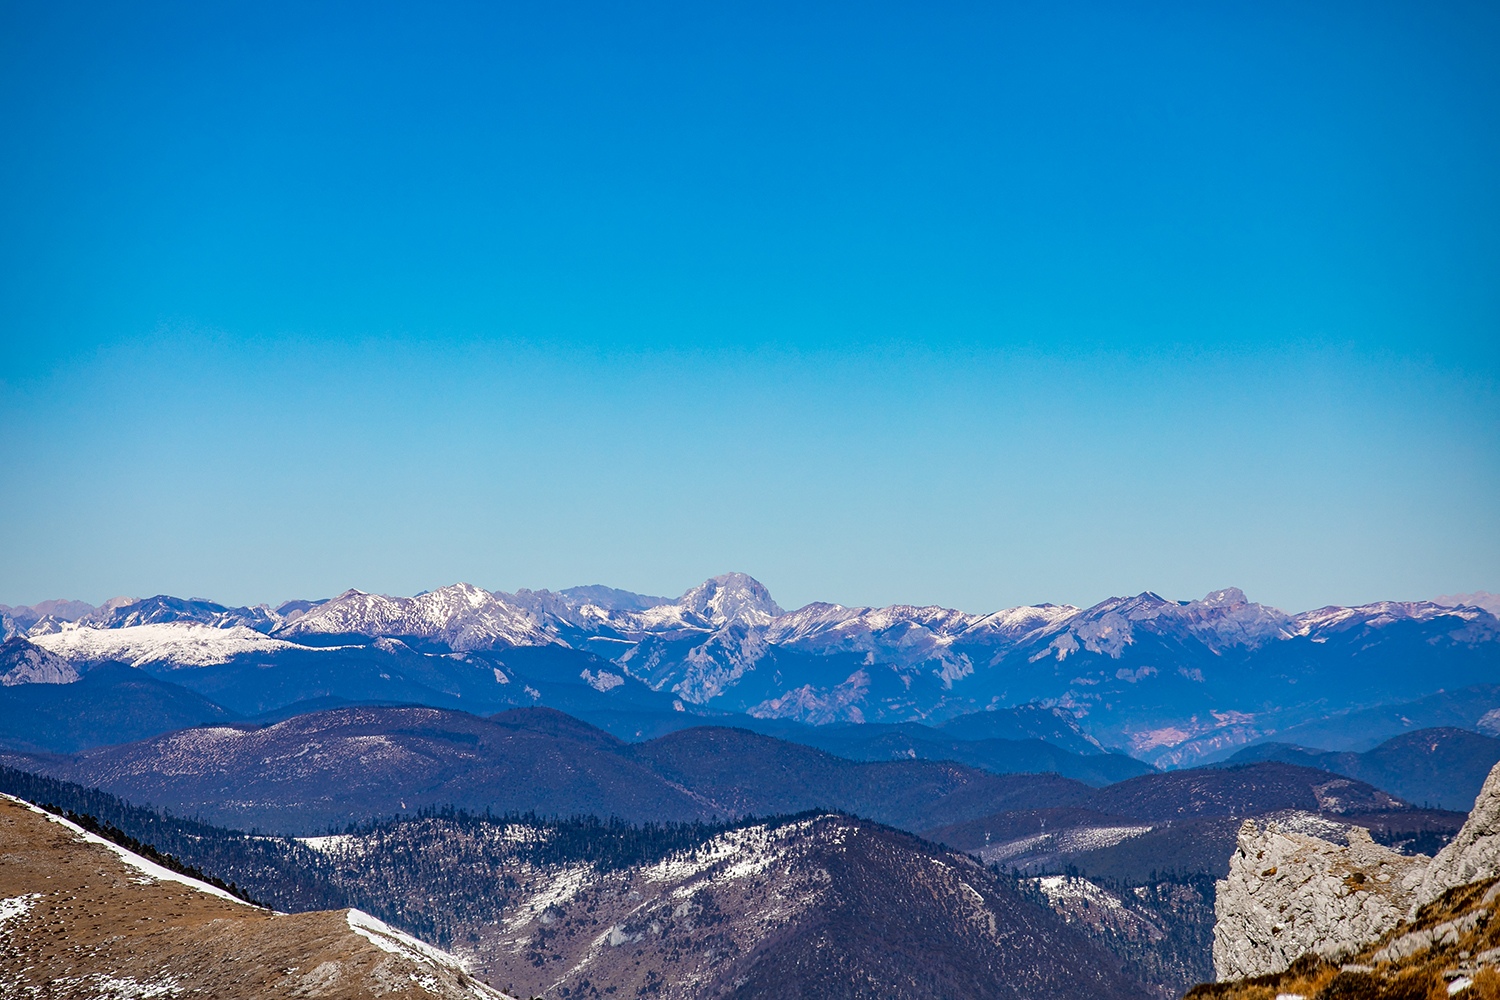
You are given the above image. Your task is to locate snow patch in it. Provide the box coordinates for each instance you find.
[580,668,625,692]
[48,973,182,998]
[30,622,314,668]
[346,907,470,972]
[0,892,39,928]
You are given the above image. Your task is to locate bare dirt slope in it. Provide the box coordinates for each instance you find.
[0,794,509,999]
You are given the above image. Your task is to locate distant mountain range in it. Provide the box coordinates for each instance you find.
[0,705,1147,834]
[4,576,1498,766]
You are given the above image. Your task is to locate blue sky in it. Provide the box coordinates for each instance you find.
[1,0,1496,614]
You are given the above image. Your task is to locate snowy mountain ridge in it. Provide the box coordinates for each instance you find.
[6,574,1497,764]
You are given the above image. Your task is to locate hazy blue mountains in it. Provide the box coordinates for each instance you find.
[6,574,1498,767]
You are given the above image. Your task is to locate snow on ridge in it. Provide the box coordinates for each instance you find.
[6,793,256,907]
[276,583,562,650]
[29,622,312,667]
[1288,600,1487,636]
[346,907,472,972]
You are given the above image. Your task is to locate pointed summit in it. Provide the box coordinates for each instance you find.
[677,573,784,628]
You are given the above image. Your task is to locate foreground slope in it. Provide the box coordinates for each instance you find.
[0,794,507,999]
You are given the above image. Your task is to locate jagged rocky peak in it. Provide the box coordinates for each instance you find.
[1178,587,1292,649]
[1033,587,1293,662]
[80,594,281,634]
[23,615,73,637]
[1212,818,1428,980]
[274,583,561,650]
[1435,591,1500,615]
[0,598,98,632]
[676,572,784,628]
[272,597,328,624]
[1197,587,1248,606]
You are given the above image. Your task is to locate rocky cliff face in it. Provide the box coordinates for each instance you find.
[1213,760,1500,982]
[0,637,79,686]
[1418,761,1500,908]
[1212,820,1427,979]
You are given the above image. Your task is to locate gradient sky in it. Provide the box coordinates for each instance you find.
[1,0,1497,615]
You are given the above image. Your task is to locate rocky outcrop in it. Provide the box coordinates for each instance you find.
[1188,878,1500,1000]
[1212,820,1427,980]
[1370,886,1498,963]
[1416,760,1500,908]
[1213,760,1500,982]
[0,637,80,686]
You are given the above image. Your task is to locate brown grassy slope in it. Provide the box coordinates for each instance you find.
[0,795,508,999]
[1186,877,1500,1000]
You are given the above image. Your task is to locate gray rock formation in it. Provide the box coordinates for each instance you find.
[1371,887,1498,964]
[1212,820,1427,980]
[1416,760,1500,909]
[1213,760,1500,982]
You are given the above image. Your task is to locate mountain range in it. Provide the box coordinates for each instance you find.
[0,705,1145,834]
[4,575,1499,767]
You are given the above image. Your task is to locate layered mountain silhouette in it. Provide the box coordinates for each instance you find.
[6,574,1498,766]
[0,771,1155,1000]
[1225,726,1500,811]
[0,705,1458,852]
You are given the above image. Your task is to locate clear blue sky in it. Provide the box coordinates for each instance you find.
[1,0,1496,614]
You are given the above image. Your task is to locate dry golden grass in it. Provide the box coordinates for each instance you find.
[1187,877,1500,1000]
[0,796,506,998]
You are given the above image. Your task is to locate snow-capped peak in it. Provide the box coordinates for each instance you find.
[676,573,784,628]
[275,583,562,650]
